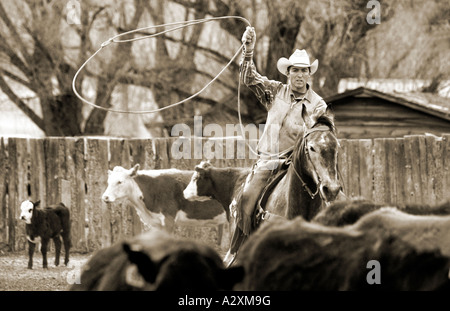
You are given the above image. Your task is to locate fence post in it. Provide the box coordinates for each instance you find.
[85,138,109,251]
[0,138,6,248]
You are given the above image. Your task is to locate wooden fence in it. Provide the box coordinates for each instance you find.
[0,134,448,253]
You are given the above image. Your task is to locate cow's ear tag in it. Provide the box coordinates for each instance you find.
[126,264,147,288]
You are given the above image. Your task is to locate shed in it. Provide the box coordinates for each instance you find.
[325,87,450,139]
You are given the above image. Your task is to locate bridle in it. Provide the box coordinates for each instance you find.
[289,125,336,201]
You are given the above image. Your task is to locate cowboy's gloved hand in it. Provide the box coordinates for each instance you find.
[242,26,256,54]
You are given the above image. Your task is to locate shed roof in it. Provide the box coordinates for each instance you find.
[325,87,450,122]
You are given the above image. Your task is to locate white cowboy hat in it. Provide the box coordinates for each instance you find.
[277,49,318,76]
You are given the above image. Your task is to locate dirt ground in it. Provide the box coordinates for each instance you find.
[0,251,92,291]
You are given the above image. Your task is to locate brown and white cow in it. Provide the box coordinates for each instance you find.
[183,160,250,218]
[101,164,227,233]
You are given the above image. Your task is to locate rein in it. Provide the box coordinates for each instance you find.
[290,125,334,200]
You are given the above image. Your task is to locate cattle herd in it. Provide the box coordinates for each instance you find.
[17,162,450,291]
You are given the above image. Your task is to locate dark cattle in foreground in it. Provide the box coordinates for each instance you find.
[349,206,450,257]
[70,229,244,291]
[235,217,450,290]
[19,200,71,269]
[102,164,227,232]
[313,198,450,227]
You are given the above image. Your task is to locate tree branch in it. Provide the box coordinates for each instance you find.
[0,1,33,68]
[0,71,45,131]
[0,69,34,91]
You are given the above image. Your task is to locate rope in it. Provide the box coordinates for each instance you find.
[72,16,251,114]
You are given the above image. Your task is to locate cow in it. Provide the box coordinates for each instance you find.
[101,164,227,233]
[313,198,450,227]
[183,160,250,218]
[183,161,251,263]
[234,216,450,290]
[19,200,71,269]
[349,206,450,257]
[70,228,244,291]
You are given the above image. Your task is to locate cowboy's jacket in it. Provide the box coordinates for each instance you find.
[240,54,328,157]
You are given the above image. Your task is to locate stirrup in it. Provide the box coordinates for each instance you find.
[223,251,237,268]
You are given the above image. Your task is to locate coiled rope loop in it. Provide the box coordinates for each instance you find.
[72,16,251,114]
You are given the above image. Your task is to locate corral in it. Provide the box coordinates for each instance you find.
[0,134,448,254]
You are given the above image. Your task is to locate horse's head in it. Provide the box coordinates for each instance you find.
[102,164,141,203]
[292,105,341,203]
[183,160,214,202]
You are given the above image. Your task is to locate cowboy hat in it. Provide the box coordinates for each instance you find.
[277,49,318,76]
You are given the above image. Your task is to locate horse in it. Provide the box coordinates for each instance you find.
[185,105,344,265]
[258,106,342,223]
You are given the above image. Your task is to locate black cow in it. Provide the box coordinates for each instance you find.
[70,229,244,291]
[19,200,71,269]
[313,198,450,226]
[234,217,450,290]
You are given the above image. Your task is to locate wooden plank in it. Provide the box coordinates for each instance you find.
[425,135,443,205]
[15,138,30,251]
[6,138,30,251]
[29,139,47,207]
[44,138,62,205]
[443,134,450,202]
[373,138,387,204]
[84,138,109,251]
[129,139,146,169]
[402,136,414,204]
[337,139,349,197]
[0,138,7,246]
[143,138,156,169]
[394,138,407,205]
[417,135,428,205]
[385,138,397,205]
[358,139,373,201]
[7,138,18,251]
[64,138,86,252]
[347,139,361,199]
[404,136,423,204]
[152,138,170,169]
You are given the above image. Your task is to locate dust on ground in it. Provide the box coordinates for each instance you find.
[0,251,92,291]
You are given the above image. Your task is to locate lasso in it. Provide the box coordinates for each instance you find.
[72,16,251,114]
[72,15,263,156]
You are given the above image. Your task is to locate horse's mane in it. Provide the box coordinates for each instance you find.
[314,113,336,134]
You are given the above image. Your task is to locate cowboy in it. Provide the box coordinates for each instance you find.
[229,26,328,252]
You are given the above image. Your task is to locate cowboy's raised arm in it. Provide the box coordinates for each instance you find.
[240,27,281,110]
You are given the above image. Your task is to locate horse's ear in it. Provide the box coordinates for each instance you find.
[130,164,140,177]
[301,103,314,128]
[34,200,41,208]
